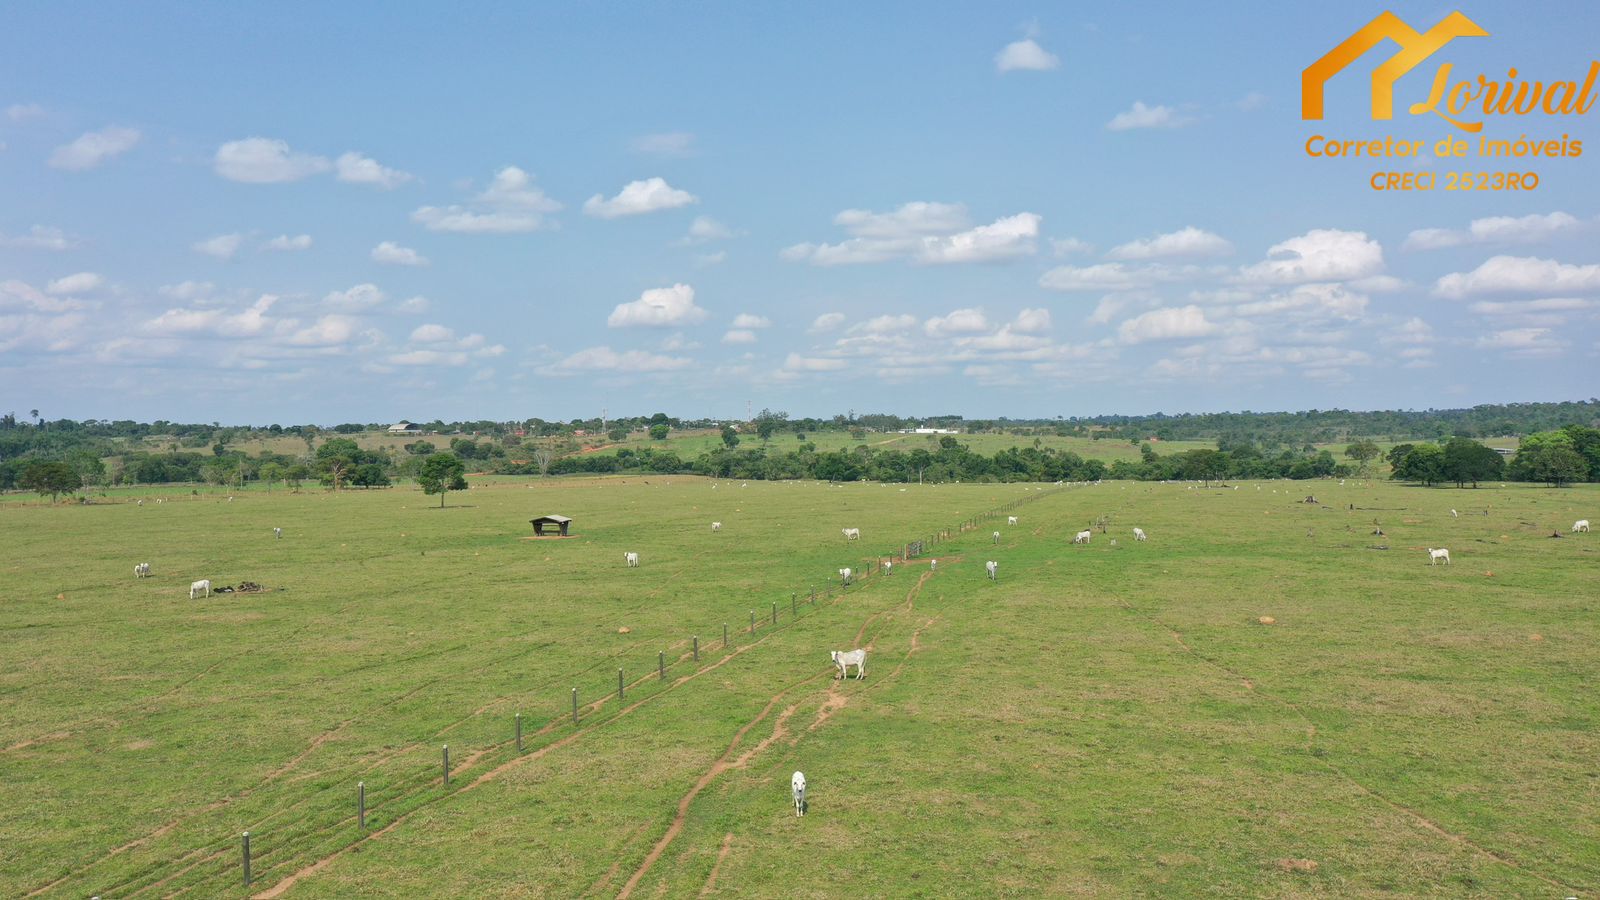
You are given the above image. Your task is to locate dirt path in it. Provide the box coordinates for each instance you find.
[699,833,735,896]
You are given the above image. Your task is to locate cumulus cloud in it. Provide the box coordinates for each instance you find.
[6,103,44,122]
[412,165,561,233]
[1231,283,1368,320]
[924,308,990,337]
[784,203,1038,266]
[45,272,104,295]
[1403,212,1582,251]
[731,313,771,329]
[336,151,414,189]
[1041,262,1164,292]
[1237,229,1384,284]
[784,353,847,372]
[1434,255,1600,298]
[397,296,430,314]
[1117,305,1218,343]
[836,202,969,238]
[1051,237,1094,256]
[49,126,140,170]
[192,233,244,260]
[1467,297,1594,316]
[1,279,88,312]
[809,312,846,333]
[1013,308,1052,333]
[546,346,694,373]
[920,213,1041,264]
[264,234,313,252]
[144,294,280,338]
[289,314,361,347]
[1108,226,1233,260]
[584,177,698,218]
[214,137,332,183]
[371,241,429,266]
[1106,101,1193,131]
[323,283,385,311]
[631,132,696,157]
[995,38,1060,72]
[679,215,733,245]
[0,225,77,250]
[1475,327,1567,358]
[409,323,455,343]
[722,329,758,344]
[607,283,708,327]
[850,314,918,335]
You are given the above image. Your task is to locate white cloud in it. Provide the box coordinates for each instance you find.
[836,201,969,238]
[0,226,77,250]
[995,38,1060,72]
[1087,296,1129,325]
[289,314,360,347]
[680,215,733,244]
[409,323,455,343]
[336,151,413,189]
[389,349,469,367]
[264,234,313,252]
[546,346,694,373]
[954,326,1053,353]
[731,313,771,329]
[192,233,244,260]
[809,312,846,333]
[49,126,140,170]
[159,280,215,301]
[696,251,727,267]
[631,132,695,157]
[1434,255,1600,298]
[584,177,698,218]
[660,332,700,351]
[1013,308,1052,333]
[1403,212,1582,251]
[785,204,1037,266]
[1236,91,1269,111]
[919,213,1041,264]
[323,283,385,311]
[850,314,918,335]
[1475,327,1567,358]
[6,103,44,122]
[1231,283,1368,320]
[1237,229,1384,284]
[371,241,429,266]
[1468,297,1594,316]
[144,294,279,338]
[607,283,708,328]
[1,279,87,312]
[1041,262,1162,291]
[783,353,848,372]
[924,308,990,337]
[722,329,758,344]
[1118,305,1218,343]
[411,166,560,232]
[1051,237,1094,256]
[214,137,331,183]
[1106,101,1193,131]
[1108,226,1232,260]
[397,296,429,314]
[45,272,104,295]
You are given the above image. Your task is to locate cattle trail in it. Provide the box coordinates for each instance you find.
[699,832,735,896]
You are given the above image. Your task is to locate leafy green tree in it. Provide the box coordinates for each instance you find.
[649,423,670,440]
[756,418,777,441]
[259,462,283,491]
[1442,436,1504,488]
[20,460,81,502]
[316,438,362,490]
[1392,444,1445,485]
[721,426,740,449]
[1512,444,1588,486]
[607,426,628,443]
[418,453,467,507]
[1344,440,1380,473]
[1385,443,1416,471]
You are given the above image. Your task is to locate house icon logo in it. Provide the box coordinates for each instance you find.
[1302,11,1488,122]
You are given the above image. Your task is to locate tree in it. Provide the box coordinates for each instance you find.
[1344,440,1380,473]
[649,423,670,440]
[260,462,283,491]
[533,447,554,477]
[607,426,628,443]
[721,426,740,449]
[417,453,467,507]
[1442,436,1503,488]
[20,460,81,502]
[756,418,777,442]
[1513,445,1588,486]
[1392,444,1446,485]
[1385,443,1416,471]
[316,438,361,490]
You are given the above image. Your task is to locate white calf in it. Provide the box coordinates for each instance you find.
[992,531,1000,543]
[134,562,150,579]
[841,527,860,541]
[792,771,807,817]
[273,527,282,539]
[883,560,892,575]
[625,552,640,567]
[189,579,211,599]
[929,559,937,572]
[1451,509,1458,519]
[1007,516,1018,526]
[838,567,852,585]
[1073,530,1092,544]
[137,499,143,507]
[1427,548,1451,566]
[1574,520,1590,533]
[985,560,998,580]
[831,649,867,680]
[1133,527,1147,541]
[711,521,722,532]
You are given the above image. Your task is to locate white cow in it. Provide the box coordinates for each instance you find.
[1574,520,1590,533]
[189,579,211,599]
[838,567,852,585]
[1007,516,1018,526]
[273,527,282,539]
[134,562,151,579]
[1451,509,1459,519]
[137,499,143,507]
[841,527,860,541]
[711,521,722,532]
[1073,530,1092,544]
[792,771,807,817]
[831,648,867,680]
[992,531,1001,543]
[1133,527,1147,541]
[929,559,937,572]
[1428,548,1451,566]
[625,552,640,567]
[882,560,892,575]
[985,560,998,580]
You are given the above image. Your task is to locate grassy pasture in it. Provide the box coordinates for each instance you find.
[1,476,1596,897]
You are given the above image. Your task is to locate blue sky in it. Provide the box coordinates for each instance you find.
[2,1,1597,423]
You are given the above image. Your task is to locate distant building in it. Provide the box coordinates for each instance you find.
[1493,447,1516,456]
[387,421,423,434]
[896,427,961,435]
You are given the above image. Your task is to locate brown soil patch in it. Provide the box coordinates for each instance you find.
[1276,858,1319,873]
[1257,616,1276,625]
[124,739,154,751]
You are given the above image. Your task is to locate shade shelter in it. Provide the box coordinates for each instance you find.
[530,514,573,537]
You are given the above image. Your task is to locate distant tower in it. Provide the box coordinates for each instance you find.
[746,399,752,422]
[601,407,607,432]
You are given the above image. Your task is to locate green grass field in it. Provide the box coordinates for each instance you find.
[2,476,1595,897]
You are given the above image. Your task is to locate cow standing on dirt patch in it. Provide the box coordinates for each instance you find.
[831,649,866,680]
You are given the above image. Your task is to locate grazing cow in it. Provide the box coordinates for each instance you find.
[189,579,211,599]
[1451,509,1459,519]
[929,559,937,572]
[273,527,282,539]
[985,560,998,580]
[137,499,143,507]
[792,771,807,817]
[1133,527,1147,541]
[992,531,1000,543]
[134,562,151,579]
[838,567,852,586]
[1007,516,1018,525]
[625,551,640,567]
[711,521,722,531]
[1073,530,1092,544]
[831,648,867,680]
[1427,548,1451,566]
[1574,520,1590,533]
[841,527,860,541]
[883,560,892,575]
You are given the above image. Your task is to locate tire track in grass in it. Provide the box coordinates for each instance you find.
[698,832,735,896]
[1111,595,1578,895]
